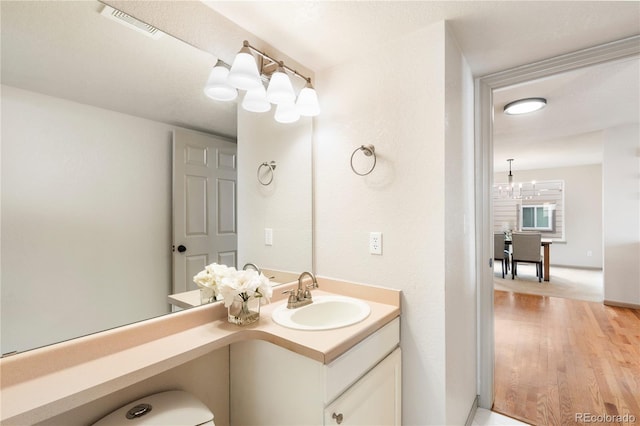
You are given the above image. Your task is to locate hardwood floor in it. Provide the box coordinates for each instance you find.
[493,290,640,425]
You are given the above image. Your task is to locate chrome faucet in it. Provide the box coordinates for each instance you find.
[242,263,261,274]
[284,271,318,309]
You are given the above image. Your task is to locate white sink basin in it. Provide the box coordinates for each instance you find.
[272,295,371,331]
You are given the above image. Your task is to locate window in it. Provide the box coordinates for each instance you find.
[521,204,554,231]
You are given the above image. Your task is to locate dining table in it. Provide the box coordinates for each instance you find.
[504,238,553,281]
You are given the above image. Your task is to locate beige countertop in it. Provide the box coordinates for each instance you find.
[0,278,401,425]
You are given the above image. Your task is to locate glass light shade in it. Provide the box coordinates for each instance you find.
[266,68,295,104]
[242,85,271,113]
[503,97,546,115]
[227,49,262,90]
[203,66,237,101]
[296,84,320,117]
[274,101,300,124]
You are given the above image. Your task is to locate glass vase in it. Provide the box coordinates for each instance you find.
[227,296,260,326]
[199,287,216,305]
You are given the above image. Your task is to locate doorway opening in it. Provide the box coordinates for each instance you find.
[475,35,640,414]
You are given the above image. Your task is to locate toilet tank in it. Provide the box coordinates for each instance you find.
[92,390,214,426]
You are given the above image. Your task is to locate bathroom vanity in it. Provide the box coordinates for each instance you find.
[0,278,401,425]
[231,319,401,425]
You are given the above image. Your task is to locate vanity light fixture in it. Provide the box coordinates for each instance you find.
[204,61,238,101]
[227,41,263,90]
[205,40,320,123]
[503,97,547,115]
[296,78,321,117]
[242,85,271,113]
[274,101,301,124]
[266,62,296,105]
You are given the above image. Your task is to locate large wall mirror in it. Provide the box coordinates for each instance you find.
[0,1,312,355]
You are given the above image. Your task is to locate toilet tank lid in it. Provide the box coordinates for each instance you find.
[92,390,214,426]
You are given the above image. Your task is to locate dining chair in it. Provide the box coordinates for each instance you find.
[493,233,510,278]
[511,232,543,282]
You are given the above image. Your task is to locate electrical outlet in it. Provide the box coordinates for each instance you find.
[369,232,382,255]
[265,228,273,246]
[587,250,593,257]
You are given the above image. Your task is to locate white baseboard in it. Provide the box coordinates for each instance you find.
[465,395,480,426]
[604,299,640,309]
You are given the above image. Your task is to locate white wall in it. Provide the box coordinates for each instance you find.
[1,85,173,354]
[603,124,640,305]
[443,27,477,424]
[315,22,476,425]
[494,163,603,268]
[237,108,313,274]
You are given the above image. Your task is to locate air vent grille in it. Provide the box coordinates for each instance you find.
[100,5,163,40]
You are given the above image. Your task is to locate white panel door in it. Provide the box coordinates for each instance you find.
[173,128,237,294]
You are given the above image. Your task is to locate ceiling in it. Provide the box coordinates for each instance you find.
[1,1,237,139]
[206,1,640,171]
[205,1,639,76]
[2,1,639,162]
[492,57,640,172]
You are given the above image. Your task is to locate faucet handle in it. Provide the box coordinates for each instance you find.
[283,288,301,309]
[282,289,297,302]
[303,286,313,300]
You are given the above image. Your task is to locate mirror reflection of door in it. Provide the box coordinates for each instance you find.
[172,128,237,295]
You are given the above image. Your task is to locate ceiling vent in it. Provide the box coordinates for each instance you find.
[100,5,163,40]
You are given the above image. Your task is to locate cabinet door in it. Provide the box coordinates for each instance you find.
[324,348,401,426]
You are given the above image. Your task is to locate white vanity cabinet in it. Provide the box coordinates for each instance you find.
[324,347,401,425]
[230,317,401,426]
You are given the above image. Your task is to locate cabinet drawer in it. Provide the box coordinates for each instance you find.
[323,317,399,403]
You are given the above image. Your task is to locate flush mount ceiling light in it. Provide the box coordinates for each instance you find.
[503,97,547,115]
[204,40,320,124]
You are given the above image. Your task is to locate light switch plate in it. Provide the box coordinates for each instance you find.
[265,228,273,246]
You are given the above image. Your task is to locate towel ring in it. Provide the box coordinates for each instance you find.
[257,161,276,186]
[350,145,376,176]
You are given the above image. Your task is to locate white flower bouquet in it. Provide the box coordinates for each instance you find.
[193,263,235,303]
[218,268,272,307]
[193,263,272,325]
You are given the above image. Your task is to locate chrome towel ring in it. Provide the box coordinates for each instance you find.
[257,161,277,185]
[350,145,376,176]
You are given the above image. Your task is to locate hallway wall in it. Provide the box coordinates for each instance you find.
[603,124,640,306]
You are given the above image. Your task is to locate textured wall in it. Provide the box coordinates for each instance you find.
[315,21,476,425]
[237,108,313,274]
[443,26,477,425]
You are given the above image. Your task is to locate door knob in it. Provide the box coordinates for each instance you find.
[177,245,187,253]
[332,413,343,424]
